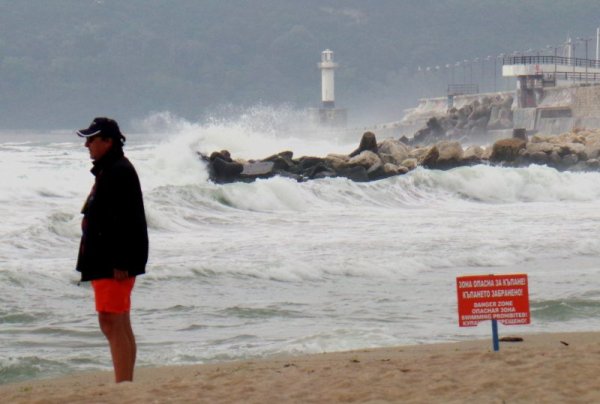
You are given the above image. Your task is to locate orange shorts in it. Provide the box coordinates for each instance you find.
[91,277,136,313]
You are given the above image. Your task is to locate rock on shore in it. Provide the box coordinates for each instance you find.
[200,128,600,184]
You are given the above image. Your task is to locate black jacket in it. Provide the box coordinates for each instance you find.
[76,147,148,281]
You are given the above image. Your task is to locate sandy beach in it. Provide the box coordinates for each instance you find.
[2,331,599,403]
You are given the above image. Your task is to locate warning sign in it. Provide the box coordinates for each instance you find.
[457,274,530,327]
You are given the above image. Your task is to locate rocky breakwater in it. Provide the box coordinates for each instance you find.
[490,128,600,171]
[200,129,600,184]
[409,94,514,145]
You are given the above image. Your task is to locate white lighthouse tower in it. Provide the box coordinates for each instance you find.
[319,49,337,108]
[309,49,347,126]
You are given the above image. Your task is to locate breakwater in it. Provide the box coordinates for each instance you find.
[201,128,600,183]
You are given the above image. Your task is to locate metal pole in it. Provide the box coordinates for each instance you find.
[597,27,600,64]
[469,60,473,84]
[481,57,485,91]
[447,64,454,85]
[494,57,497,91]
[578,37,592,84]
[492,319,499,351]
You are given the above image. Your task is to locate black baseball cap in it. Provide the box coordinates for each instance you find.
[76,117,126,143]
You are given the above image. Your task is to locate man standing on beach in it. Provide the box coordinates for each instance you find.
[75,117,148,383]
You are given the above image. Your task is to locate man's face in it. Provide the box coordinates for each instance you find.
[85,135,113,161]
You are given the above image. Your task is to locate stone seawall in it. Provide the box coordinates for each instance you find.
[404,85,600,140]
[571,84,600,118]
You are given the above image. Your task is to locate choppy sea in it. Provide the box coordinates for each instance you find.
[2,109,600,384]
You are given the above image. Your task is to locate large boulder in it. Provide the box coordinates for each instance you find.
[421,146,439,168]
[410,117,445,145]
[462,145,485,165]
[310,165,337,179]
[561,153,579,167]
[211,156,244,182]
[338,166,369,182]
[584,141,600,160]
[586,159,600,169]
[262,151,294,171]
[525,141,555,155]
[421,141,464,169]
[409,147,430,161]
[378,138,410,165]
[382,163,408,176]
[401,158,418,170]
[437,141,463,162]
[324,153,350,171]
[490,138,526,163]
[349,131,378,157]
[562,142,586,159]
[527,151,549,165]
[348,150,382,172]
[294,156,338,179]
[297,156,325,170]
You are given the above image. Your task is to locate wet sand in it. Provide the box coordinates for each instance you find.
[2,331,598,403]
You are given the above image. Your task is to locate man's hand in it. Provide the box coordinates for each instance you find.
[113,269,129,280]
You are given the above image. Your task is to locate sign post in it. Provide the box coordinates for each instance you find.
[456,274,530,351]
[491,319,499,351]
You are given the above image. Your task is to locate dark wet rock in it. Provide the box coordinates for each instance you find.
[349,131,378,157]
[421,146,439,168]
[297,156,325,171]
[209,150,233,162]
[561,153,579,167]
[399,135,411,144]
[527,151,549,164]
[338,166,369,182]
[305,161,335,179]
[411,117,445,146]
[262,151,294,171]
[211,156,244,182]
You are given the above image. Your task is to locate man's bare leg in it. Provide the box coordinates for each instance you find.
[98,312,136,382]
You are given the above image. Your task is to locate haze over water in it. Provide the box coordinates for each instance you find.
[2,108,600,384]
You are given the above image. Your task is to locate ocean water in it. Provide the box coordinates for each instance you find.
[2,109,600,384]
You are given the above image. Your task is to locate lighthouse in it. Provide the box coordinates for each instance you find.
[319,49,337,108]
[309,49,347,126]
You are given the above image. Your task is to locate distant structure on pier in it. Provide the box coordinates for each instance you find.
[308,49,347,126]
[502,33,600,108]
[402,29,600,138]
